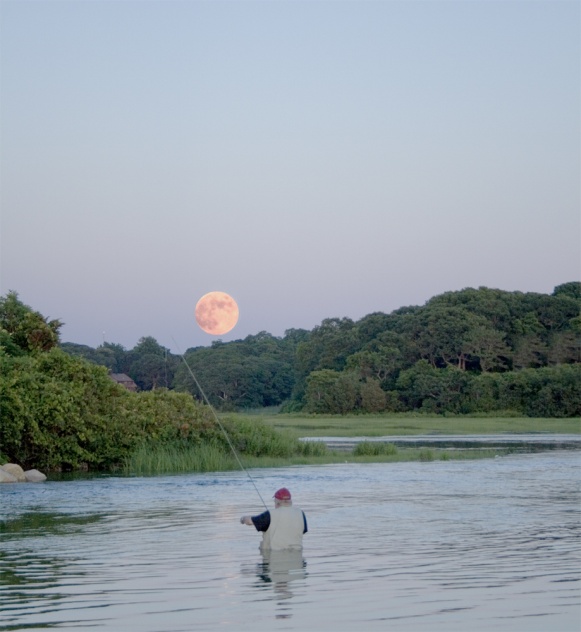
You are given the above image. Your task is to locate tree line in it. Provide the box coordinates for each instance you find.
[0,291,227,471]
[57,282,580,417]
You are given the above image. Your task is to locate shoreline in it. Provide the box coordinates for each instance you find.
[302,433,581,452]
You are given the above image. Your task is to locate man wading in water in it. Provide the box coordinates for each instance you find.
[240,488,307,550]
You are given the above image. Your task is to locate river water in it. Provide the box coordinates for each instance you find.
[1,451,579,632]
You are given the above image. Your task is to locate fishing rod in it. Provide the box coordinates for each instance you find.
[172,337,268,511]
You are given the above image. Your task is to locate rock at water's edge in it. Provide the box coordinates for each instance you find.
[1,463,26,482]
[0,468,18,483]
[25,469,47,483]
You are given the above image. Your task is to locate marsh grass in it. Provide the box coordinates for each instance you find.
[124,420,330,475]
[125,438,508,475]
[219,417,297,458]
[124,442,238,475]
[124,411,574,476]
[353,441,398,456]
[241,412,581,437]
[418,448,435,462]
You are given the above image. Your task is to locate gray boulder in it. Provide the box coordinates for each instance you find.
[24,469,47,483]
[1,463,26,482]
[0,468,18,483]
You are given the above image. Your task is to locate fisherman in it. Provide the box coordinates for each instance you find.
[240,487,307,550]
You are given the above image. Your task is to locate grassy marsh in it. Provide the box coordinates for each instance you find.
[121,411,573,476]
[124,440,511,476]
[243,412,581,438]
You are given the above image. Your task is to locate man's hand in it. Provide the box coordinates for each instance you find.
[240,516,252,525]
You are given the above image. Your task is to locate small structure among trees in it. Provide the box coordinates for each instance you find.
[109,373,138,392]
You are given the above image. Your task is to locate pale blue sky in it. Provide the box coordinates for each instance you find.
[1,0,579,352]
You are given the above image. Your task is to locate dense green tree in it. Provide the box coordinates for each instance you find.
[512,311,545,337]
[131,336,168,357]
[359,379,387,413]
[304,369,359,414]
[465,372,504,413]
[0,348,134,470]
[0,329,26,356]
[547,331,580,365]
[553,281,581,301]
[354,312,396,344]
[293,317,360,407]
[125,337,175,390]
[427,286,517,331]
[243,332,295,406]
[304,369,341,414]
[346,330,418,389]
[496,365,581,417]
[174,333,294,409]
[282,328,310,345]
[396,360,472,413]
[512,334,548,369]
[346,349,398,381]
[0,291,62,354]
[402,306,490,369]
[130,354,167,390]
[101,342,129,372]
[296,318,360,374]
[530,294,579,333]
[463,325,511,372]
[61,342,124,372]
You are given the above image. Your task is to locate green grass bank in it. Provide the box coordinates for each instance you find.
[123,413,579,476]
[123,438,512,476]
[243,412,580,438]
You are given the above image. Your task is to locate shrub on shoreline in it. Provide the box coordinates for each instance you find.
[0,348,219,472]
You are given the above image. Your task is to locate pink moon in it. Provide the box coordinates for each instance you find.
[195,291,239,335]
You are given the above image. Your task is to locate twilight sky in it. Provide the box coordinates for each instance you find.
[1,0,579,352]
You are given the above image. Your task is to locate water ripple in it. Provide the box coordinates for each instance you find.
[1,451,579,631]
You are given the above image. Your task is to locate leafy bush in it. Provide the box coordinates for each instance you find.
[0,348,217,471]
[497,365,581,417]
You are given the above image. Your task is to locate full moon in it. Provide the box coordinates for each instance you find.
[195,291,239,335]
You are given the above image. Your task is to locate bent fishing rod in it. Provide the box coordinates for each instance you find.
[172,337,268,511]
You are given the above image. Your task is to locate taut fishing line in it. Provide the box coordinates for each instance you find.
[171,337,268,510]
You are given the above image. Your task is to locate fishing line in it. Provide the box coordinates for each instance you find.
[171,337,268,510]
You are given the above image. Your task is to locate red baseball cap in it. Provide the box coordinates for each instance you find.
[274,487,291,500]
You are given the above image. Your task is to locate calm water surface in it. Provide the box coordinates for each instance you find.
[1,451,580,632]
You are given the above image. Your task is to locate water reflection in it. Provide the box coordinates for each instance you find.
[0,549,75,629]
[0,511,103,540]
[254,550,307,619]
[257,550,307,590]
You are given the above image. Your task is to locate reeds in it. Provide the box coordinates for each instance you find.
[124,441,238,475]
[124,419,330,476]
[123,412,515,476]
